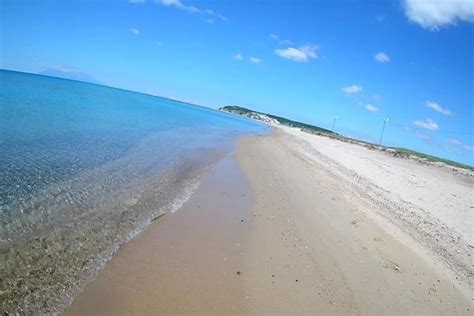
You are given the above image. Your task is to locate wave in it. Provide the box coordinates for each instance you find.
[0,133,227,314]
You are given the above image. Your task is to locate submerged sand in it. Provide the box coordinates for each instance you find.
[65,156,252,314]
[65,127,473,315]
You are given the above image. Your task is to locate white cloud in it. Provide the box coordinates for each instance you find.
[234,54,261,64]
[448,138,462,145]
[233,53,243,60]
[130,28,140,36]
[449,138,474,151]
[249,57,261,64]
[342,84,363,94]
[376,14,386,22]
[375,52,390,63]
[274,44,318,62]
[464,144,474,151]
[216,14,228,22]
[156,0,227,22]
[299,44,318,58]
[413,118,439,131]
[402,0,474,30]
[159,0,192,10]
[426,100,453,116]
[269,33,292,46]
[275,47,306,62]
[365,104,379,112]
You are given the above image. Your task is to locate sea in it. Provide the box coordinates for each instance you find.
[0,69,267,313]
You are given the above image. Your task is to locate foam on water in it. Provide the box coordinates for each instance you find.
[0,70,267,313]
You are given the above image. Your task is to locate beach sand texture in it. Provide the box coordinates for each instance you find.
[66,127,473,315]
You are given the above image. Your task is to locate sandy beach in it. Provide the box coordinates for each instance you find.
[65,127,473,315]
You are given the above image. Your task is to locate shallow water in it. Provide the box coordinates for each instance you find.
[0,70,267,313]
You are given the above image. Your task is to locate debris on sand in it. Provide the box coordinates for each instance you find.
[383,260,402,273]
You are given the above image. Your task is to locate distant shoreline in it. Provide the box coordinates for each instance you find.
[219,105,474,171]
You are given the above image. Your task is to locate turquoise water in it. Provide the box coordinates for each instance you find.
[0,70,267,313]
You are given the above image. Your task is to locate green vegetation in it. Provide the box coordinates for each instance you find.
[219,105,253,115]
[390,148,474,171]
[220,105,473,171]
[219,105,336,135]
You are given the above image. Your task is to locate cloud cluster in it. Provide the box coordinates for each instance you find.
[249,57,261,64]
[233,53,243,61]
[402,0,474,30]
[130,28,140,36]
[342,84,363,94]
[449,139,474,151]
[375,52,390,63]
[270,34,318,63]
[270,33,292,46]
[413,118,439,131]
[233,53,261,64]
[127,1,468,150]
[426,100,453,116]
[156,0,228,22]
[158,0,199,12]
[365,104,379,112]
[274,44,318,63]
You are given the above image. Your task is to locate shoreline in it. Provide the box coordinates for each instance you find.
[65,128,472,314]
[65,153,254,314]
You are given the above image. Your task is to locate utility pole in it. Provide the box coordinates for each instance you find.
[331,116,339,132]
[379,117,389,145]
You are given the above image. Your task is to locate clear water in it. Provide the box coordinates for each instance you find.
[0,70,267,313]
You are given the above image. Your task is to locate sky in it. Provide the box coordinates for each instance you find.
[1,0,473,165]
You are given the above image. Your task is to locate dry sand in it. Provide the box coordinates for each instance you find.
[65,127,473,315]
[280,126,473,289]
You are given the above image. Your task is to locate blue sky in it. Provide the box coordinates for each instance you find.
[1,0,473,165]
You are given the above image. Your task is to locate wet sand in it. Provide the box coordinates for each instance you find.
[65,155,253,314]
[65,129,472,315]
